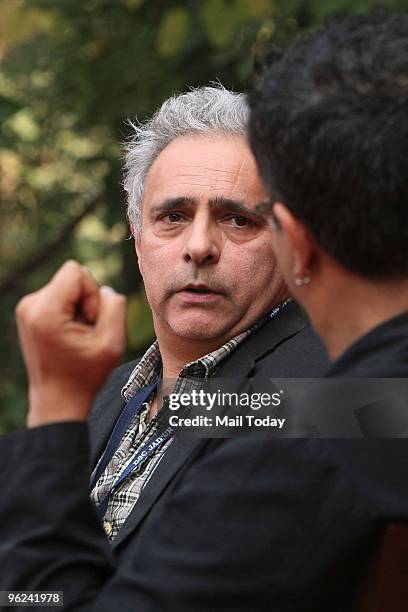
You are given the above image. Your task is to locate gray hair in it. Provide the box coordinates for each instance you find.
[123,85,249,234]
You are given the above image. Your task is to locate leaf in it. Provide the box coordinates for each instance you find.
[201,0,239,49]
[0,128,16,149]
[0,96,22,122]
[201,0,270,50]
[157,8,190,58]
[236,0,271,20]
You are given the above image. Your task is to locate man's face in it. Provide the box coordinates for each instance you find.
[135,134,287,346]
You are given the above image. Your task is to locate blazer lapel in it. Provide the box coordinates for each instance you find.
[113,332,263,550]
[112,434,204,549]
[217,300,307,378]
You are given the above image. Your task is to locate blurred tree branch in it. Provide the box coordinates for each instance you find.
[0,193,101,296]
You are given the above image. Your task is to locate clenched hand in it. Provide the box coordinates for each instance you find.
[15,260,127,427]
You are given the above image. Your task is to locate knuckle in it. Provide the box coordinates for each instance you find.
[15,294,36,321]
[63,259,83,278]
[64,259,80,269]
[25,307,45,332]
[15,293,50,334]
[15,296,29,319]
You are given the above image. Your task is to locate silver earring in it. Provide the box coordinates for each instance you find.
[294,274,311,287]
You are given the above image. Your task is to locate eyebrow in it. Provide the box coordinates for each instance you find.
[149,197,196,217]
[208,196,265,223]
[150,196,265,223]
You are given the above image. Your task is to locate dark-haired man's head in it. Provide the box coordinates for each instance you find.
[249,11,408,359]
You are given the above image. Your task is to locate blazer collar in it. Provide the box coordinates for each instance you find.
[216,299,307,378]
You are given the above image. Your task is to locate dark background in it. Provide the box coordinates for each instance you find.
[1,0,407,432]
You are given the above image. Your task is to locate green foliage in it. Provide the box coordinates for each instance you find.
[1,0,407,430]
[157,8,191,58]
[127,290,155,351]
[0,94,22,122]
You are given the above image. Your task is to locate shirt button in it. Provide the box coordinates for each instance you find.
[103,521,113,537]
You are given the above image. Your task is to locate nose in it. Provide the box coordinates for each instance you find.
[182,213,221,266]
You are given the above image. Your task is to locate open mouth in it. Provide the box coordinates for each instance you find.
[182,285,218,294]
[184,287,215,294]
[177,285,222,301]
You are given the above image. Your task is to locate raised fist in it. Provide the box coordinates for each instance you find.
[15,260,127,427]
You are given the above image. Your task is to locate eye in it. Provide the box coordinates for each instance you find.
[168,213,182,222]
[233,216,251,227]
[225,215,254,228]
[161,212,185,223]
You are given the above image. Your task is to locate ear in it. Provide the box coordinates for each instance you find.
[272,203,315,287]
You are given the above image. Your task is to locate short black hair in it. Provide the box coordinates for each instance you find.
[249,11,408,280]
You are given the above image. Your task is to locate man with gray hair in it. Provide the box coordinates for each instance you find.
[88,84,327,541]
[0,85,327,609]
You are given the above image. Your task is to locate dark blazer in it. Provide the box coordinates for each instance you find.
[1,309,407,612]
[87,300,329,550]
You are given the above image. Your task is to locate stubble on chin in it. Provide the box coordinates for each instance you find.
[165,311,237,342]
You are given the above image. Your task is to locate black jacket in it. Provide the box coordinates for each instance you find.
[1,308,407,611]
[87,300,328,548]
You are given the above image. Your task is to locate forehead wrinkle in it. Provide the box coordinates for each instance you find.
[175,171,237,182]
[176,173,235,179]
[176,163,239,177]
[200,167,237,175]
[230,158,247,188]
[176,174,226,182]
[176,179,236,188]
[208,157,252,198]
[177,164,237,174]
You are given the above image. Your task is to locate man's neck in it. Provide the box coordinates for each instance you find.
[158,335,226,380]
[306,270,408,362]
[148,339,214,421]
[154,295,289,379]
